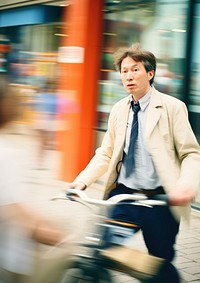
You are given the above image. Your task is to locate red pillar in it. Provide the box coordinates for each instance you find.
[57,0,103,181]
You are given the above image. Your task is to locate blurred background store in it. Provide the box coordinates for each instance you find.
[0,0,200,208]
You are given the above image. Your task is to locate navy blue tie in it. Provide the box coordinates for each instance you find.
[124,101,140,177]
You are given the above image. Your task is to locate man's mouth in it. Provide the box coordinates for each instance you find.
[127,84,135,88]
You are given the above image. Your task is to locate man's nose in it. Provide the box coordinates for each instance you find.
[126,70,133,80]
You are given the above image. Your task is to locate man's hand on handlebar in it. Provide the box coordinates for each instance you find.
[65,181,87,191]
[168,186,196,206]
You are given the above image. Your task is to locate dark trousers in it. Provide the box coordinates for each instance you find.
[107,184,181,283]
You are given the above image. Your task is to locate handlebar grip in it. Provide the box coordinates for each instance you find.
[150,194,169,203]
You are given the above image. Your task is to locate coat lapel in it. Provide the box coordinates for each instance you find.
[145,88,162,139]
[117,96,130,143]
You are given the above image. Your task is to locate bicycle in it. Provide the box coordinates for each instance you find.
[51,188,169,283]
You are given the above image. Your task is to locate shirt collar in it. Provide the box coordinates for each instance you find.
[130,87,152,112]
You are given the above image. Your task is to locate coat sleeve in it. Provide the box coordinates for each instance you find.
[171,101,200,191]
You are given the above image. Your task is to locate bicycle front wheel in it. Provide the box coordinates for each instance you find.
[59,259,114,283]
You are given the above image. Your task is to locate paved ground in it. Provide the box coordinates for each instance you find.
[9,127,200,282]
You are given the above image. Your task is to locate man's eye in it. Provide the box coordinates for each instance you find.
[134,68,138,72]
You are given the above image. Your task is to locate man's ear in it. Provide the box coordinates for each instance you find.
[148,70,154,81]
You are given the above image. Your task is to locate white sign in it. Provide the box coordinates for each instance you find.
[58,46,84,63]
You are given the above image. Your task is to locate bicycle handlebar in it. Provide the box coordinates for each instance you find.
[51,188,169,208]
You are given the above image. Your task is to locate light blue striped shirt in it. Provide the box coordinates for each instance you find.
[117,87,162,190]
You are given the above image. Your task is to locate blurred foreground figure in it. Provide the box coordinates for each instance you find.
[0,75,70,283]
[67,43,200,282]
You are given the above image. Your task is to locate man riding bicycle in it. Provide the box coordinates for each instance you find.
[67,43,200,282]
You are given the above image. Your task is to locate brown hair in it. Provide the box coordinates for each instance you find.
[114,43,157,85]
[0,75,19,128]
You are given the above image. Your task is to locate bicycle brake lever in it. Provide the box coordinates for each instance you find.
[66,191,79,201]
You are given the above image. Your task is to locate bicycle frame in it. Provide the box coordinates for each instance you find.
[52,188,167,283]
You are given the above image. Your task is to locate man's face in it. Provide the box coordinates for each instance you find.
[120,56,154,100]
